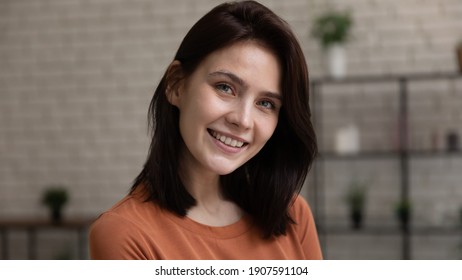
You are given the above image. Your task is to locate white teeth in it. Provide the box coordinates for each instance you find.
[210,130,245,148]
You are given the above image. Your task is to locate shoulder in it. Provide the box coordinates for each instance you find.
[289,195,314,222]
[90,196,145,235]
[288,195,317,242]
[91,194,149,231]
[96,187,165,227]
[287,195,323,259]
[89,194,161,259]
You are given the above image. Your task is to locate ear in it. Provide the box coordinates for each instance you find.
[165,60,184,108]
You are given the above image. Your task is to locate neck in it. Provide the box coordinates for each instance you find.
[178,154,222,205]
[178,149,243,226]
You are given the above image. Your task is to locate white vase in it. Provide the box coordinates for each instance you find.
[335,124,360,154]
[327,44,346,79]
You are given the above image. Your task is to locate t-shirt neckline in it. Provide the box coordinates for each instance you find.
[165,210,254,239]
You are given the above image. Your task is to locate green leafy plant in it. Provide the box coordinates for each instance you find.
[42,186,69,223]
[459,206,462,228]
[345,181,366,229]
[457,41,462,72]
[311,10,353,49]
[395,199,411,230]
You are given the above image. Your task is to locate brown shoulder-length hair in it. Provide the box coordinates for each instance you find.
[132,0,317,237]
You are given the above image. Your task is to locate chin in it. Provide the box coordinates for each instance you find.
[214,168,238,176]
[210,164,242,176]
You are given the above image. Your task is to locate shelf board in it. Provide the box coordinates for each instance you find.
[317,150,462,160]
[319,225,462,236]
[311,72,462,85]
[317,151,399,160]
[408,150,462,158]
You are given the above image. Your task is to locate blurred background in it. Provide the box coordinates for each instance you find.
[0,0,461,259]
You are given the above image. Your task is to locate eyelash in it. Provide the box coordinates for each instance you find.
[257,100,276,110]
[215,83,234,95]
[215,82,277,111]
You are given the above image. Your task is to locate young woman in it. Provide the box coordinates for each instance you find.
[89,0,322,260]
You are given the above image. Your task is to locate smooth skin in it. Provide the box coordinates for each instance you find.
[167,41,282,227]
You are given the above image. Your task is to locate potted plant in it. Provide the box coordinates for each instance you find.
[456,41,462,73]
[42,186,69,223]
[345,181,366,229]
[311,10,353,79]
[395,199,411,231]
[459,206,462,229]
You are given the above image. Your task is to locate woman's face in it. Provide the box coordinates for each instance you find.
[170,41,282,176]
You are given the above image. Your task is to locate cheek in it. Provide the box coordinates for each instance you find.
[179,94,209,121]
[258,117,279,143]
[178,96,219,138]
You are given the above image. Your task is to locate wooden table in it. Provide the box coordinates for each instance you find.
[0,218,95,259]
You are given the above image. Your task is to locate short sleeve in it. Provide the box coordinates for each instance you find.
[89,212,153,260]
[291,196,323,260]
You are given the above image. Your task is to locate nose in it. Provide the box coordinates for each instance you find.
[225,100,253,130]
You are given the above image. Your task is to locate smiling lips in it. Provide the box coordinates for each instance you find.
[208,129,247,148]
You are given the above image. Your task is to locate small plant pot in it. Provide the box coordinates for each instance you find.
[50,208,63,224]
[350,210,363,229]
[459,208,462,229]
[398,213,410,231]
[395,199,411,231]
[446,131,459,152]
[457,46,462,73]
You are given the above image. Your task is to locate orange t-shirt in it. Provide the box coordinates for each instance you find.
[89,189,322,260]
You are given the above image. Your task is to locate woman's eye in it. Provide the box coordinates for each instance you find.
[216,83,233,95]
[257,100,275,109]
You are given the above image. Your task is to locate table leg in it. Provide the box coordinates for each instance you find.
[78,227,87,259]
[1,228,8,260]
[27,228,36,260]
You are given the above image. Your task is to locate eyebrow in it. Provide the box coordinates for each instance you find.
[208,70,282,100]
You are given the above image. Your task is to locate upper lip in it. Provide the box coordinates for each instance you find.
[208,128,250,144]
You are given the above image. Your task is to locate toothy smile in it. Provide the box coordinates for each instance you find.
[208,129,248,148]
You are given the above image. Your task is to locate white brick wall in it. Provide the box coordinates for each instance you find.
[1,0,461,259]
